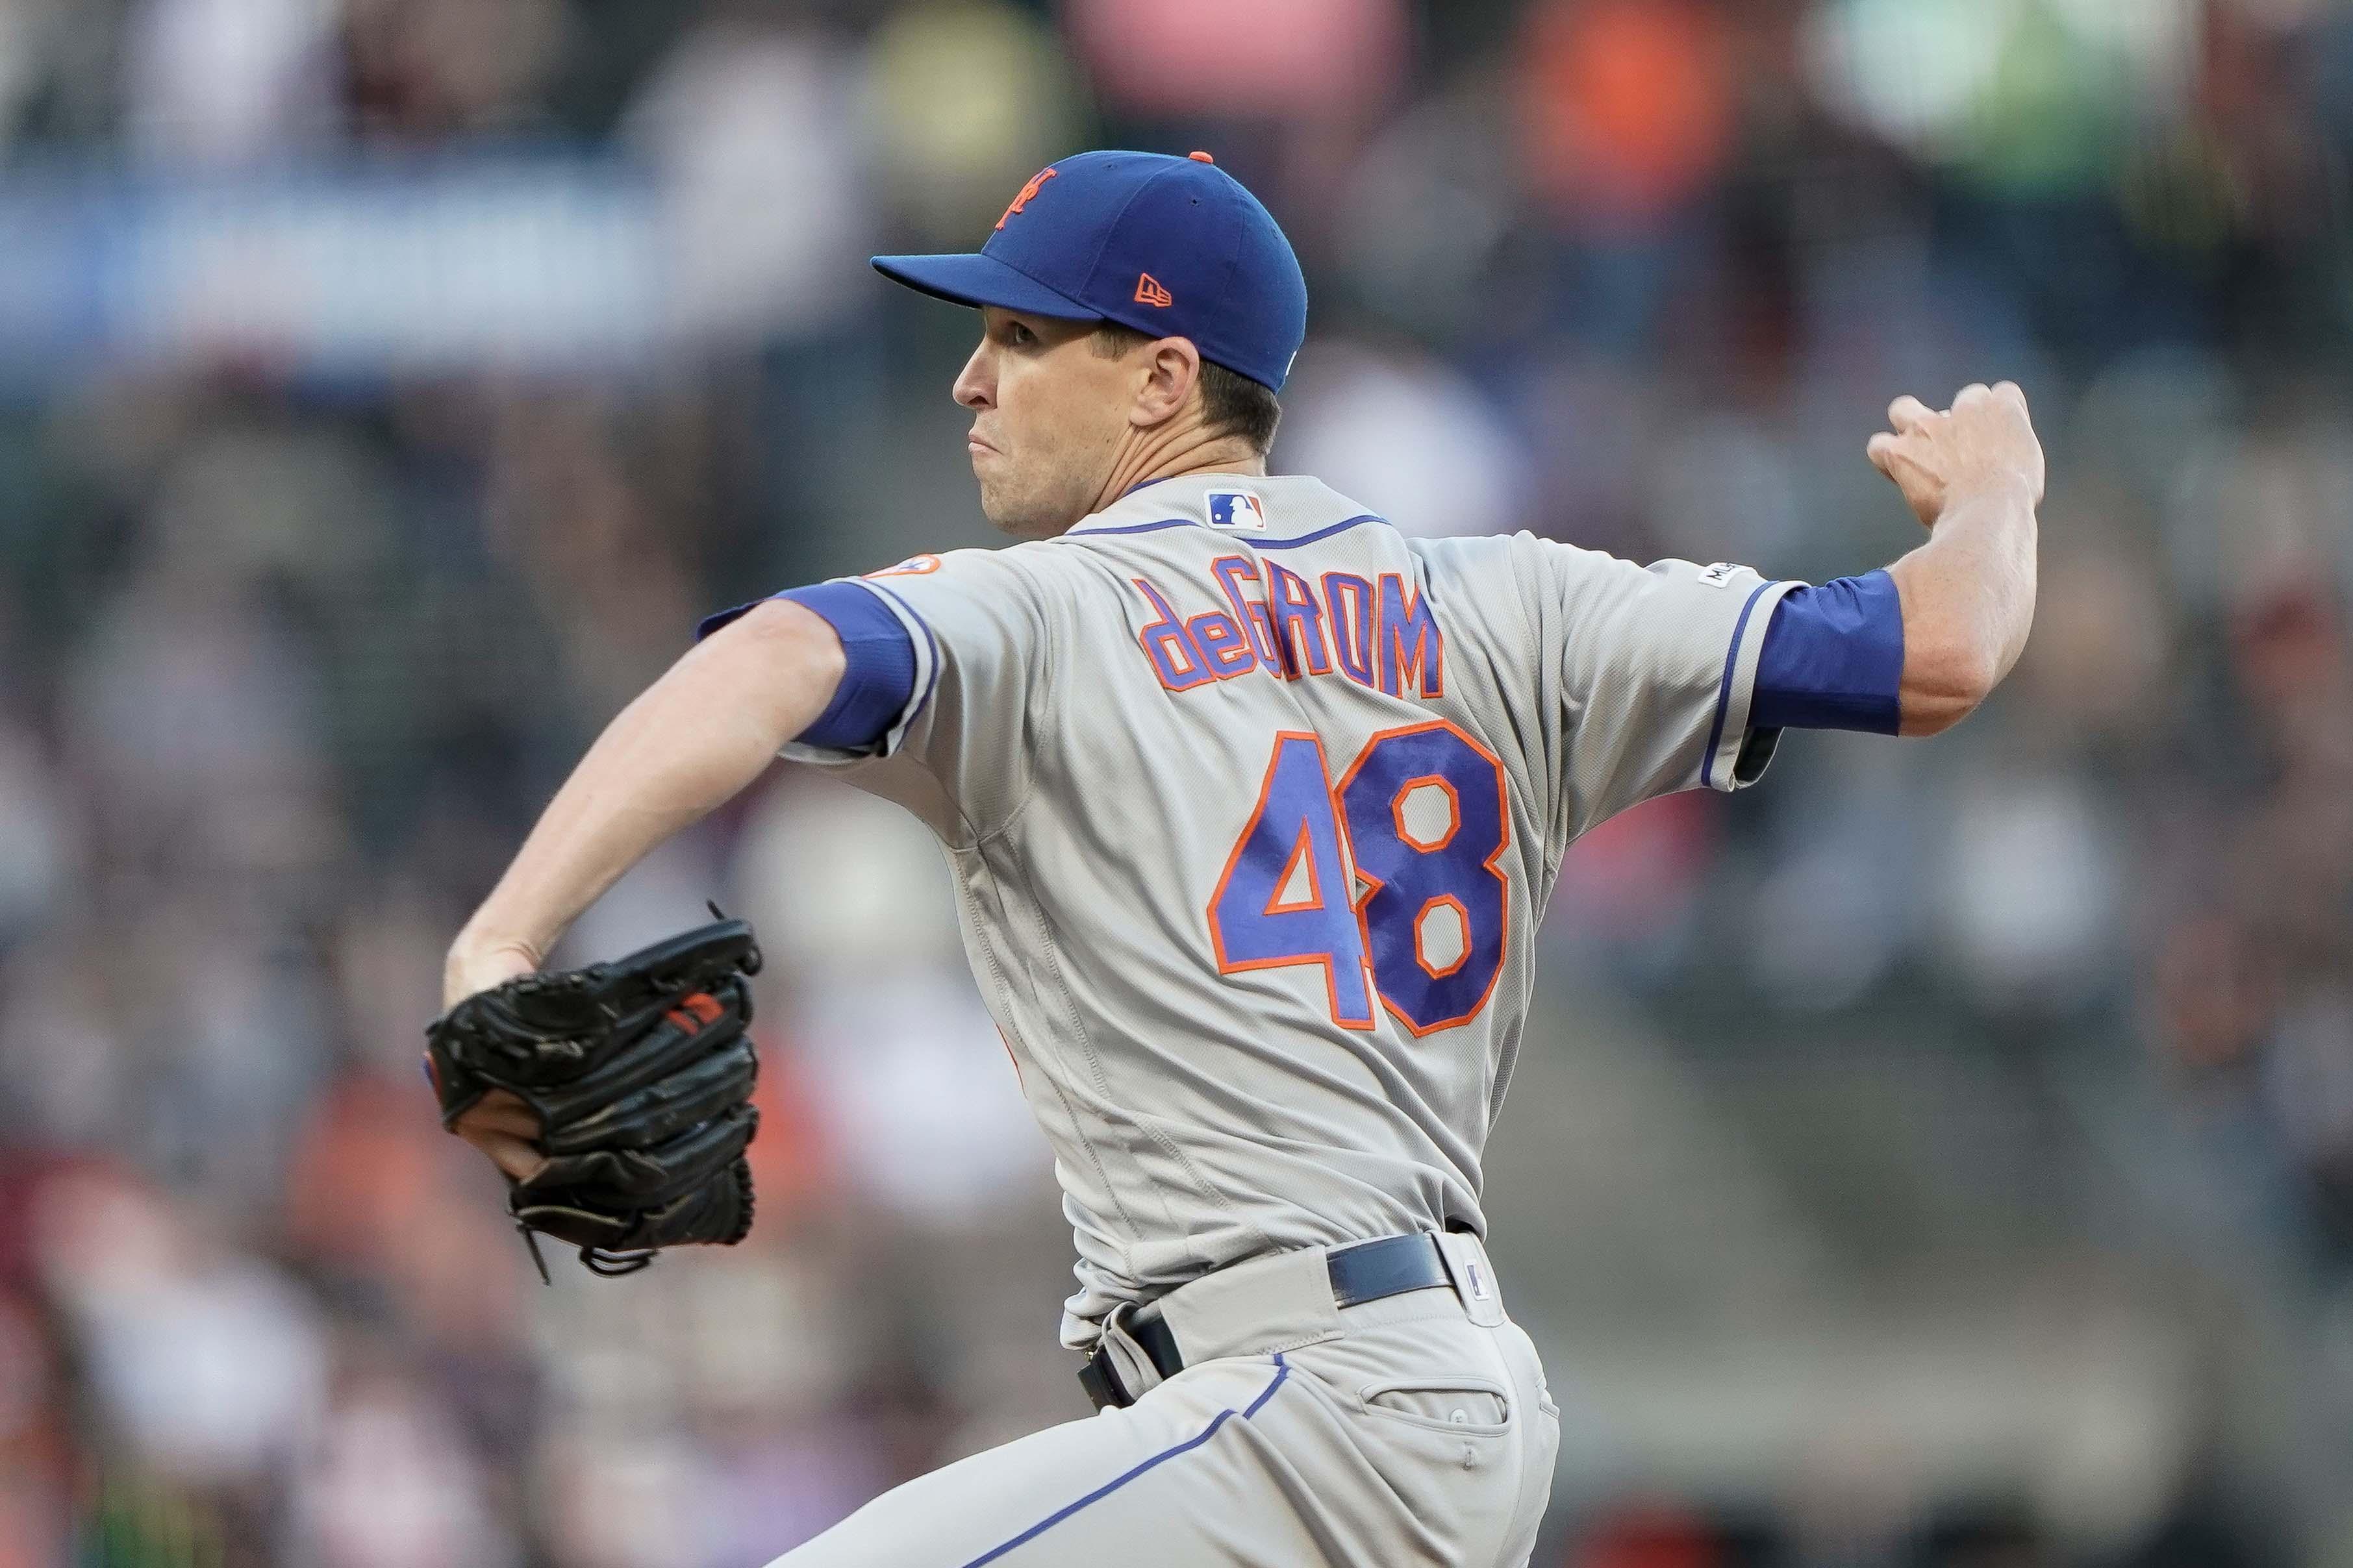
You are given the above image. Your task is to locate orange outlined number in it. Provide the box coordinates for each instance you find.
[1209,723,1511,1035]
[1338,721,1509,1036]
[1208,732,1377,1029]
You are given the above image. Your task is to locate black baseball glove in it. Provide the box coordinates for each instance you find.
[425,915,764,1278]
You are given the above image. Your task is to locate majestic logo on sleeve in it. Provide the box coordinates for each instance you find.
[1205,490,1266,531]
[995,167,1058,230]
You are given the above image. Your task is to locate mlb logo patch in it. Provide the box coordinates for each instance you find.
[1207,490,1266,531]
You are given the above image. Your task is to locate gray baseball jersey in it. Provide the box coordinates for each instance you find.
[787,472,1796,1350]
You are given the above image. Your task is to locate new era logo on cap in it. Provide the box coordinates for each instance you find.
[1134,273,1174,307]
[1207,490,1265,530]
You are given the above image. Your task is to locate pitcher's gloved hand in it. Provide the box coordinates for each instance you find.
[425,917,762,1278]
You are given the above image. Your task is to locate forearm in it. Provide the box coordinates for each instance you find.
[1885,477,2039,735]
[449,601,844,984]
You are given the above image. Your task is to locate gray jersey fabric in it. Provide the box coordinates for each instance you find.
[787,473,1798,1349]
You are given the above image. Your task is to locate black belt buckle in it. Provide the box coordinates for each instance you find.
[1078,1345,1129,1412]
[1078,1311,1184,1411]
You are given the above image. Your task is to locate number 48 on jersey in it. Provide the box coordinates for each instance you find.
[1209,721,1511,1036]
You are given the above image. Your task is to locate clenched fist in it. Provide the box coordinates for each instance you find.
[1866,382,2045,530]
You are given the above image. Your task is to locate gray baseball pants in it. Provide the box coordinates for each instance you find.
[768,1231,1559,1567]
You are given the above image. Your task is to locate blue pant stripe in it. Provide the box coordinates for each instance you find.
[1240,1362,1289,1418]
[957,1354,1292,1568]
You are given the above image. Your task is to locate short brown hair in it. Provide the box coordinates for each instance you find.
[1090,323,1282,454]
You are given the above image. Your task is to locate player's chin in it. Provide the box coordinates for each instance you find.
[972,468,1014,528]
[975,477,1063,539]
[985,507,1061,540]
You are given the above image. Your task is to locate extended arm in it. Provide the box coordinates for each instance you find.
[1870,382,2044,736]
[444,599,845,1004]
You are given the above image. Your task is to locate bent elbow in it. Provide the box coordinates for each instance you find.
[1902,694,1979,737]
[1899,645,2000,736]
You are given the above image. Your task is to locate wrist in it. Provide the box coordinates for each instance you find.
[1944,469,2041,518]
[444,928,543,1008]
[1929,472,2042,533]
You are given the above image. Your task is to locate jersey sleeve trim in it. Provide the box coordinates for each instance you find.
[852,578,940,756]
[1701,577,1801,791]
[1749,569,1905,734]
[772,582,918,750]
[773,579,939,765]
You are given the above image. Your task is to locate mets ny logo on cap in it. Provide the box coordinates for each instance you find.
[996,166,1057,230]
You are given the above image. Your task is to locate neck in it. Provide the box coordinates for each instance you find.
[1092,423,1265,514]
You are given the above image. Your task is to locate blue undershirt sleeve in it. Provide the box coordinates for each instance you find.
[692,580,919,751]
[1749,568,1905,735]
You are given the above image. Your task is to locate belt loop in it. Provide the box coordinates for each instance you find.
[1158,1243,1346,1363]
[1432,1230,1506,1327]
[1094,1301,1166,1406]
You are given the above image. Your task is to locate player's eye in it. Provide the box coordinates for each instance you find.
[1007,321,1037,346]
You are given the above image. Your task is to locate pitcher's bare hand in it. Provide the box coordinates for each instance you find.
[1867,382,2044,530]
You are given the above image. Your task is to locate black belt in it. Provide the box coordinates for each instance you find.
[1079,1232,1455,1412]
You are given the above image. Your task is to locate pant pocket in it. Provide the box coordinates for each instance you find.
[1357,1376,1512,1435]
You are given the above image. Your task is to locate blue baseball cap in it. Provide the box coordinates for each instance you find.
[872,150,1308,392]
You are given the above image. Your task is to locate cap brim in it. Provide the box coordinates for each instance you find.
[870,252,1101,319]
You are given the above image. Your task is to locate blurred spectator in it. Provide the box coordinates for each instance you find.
[862,2,1088,249]
[0,1292,67,1568]
[121,0,346,166]
[1518,0,1738,223]
[1066,0,1405,124]
[286,1363,520,1568]
[1278,340,1533,538]
[731,776,1048,1227]
[33,1169,327,1487]
[624,11,873,342]
[343,0,566,142]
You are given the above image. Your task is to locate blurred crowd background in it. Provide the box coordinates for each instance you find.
[0,0,2350,1564]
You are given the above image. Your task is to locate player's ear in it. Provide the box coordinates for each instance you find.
[1131,336,1203,431]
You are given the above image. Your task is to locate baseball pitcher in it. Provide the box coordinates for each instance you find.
[434,151,2042,1566]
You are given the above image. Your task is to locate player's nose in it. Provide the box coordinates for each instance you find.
[952,340,994,410]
